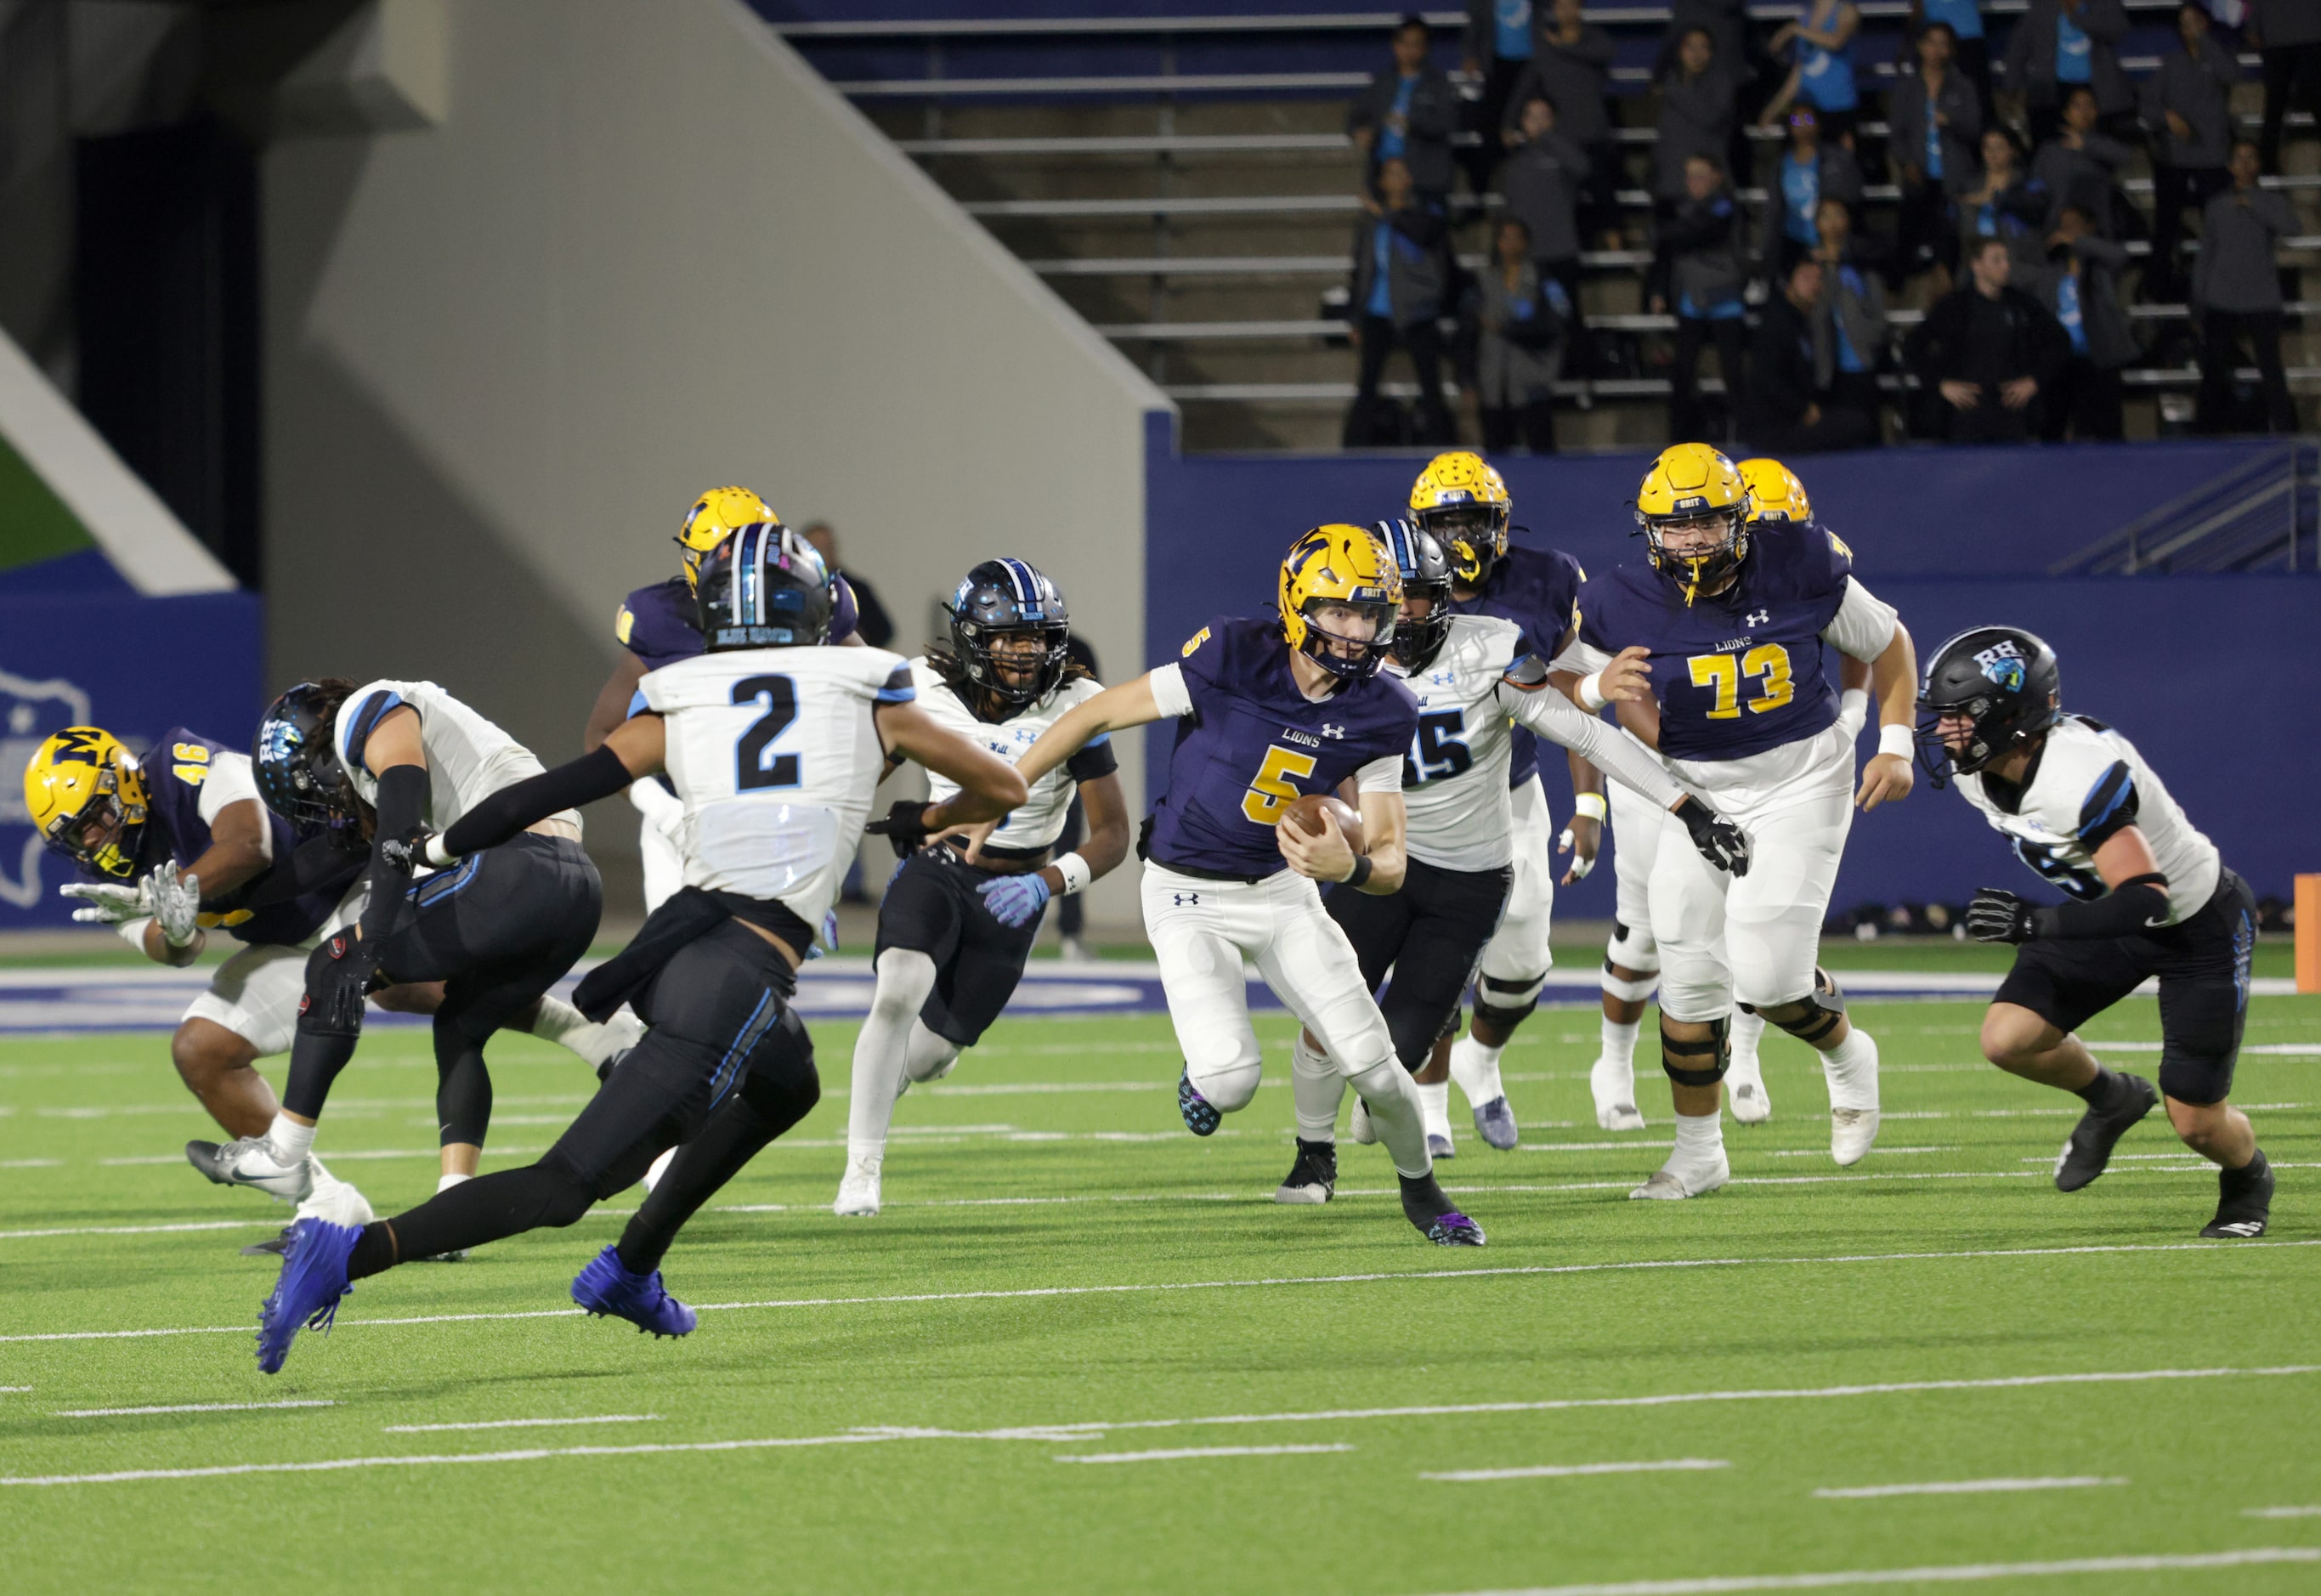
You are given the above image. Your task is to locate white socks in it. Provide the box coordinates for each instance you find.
[266,1112,315,1166]
[1347,1060,1432,1179]
[1447,1033,1506,1108]
[1671,1108,1724,1169]
[525,996,640,1068]
[1820,1025,1881,1112]
[436,1169,472,1195]
[1728,1009,1766,1081]
[1291,1033,1345,1141]
[846,949,939,1166]
[1416,1078,1454,1141]
[1597,1015,1639,1074]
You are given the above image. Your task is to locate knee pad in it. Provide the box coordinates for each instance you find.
[1660,1015,1730,1087]
[1601,963,1658,1005]
[1186,1054,1263,1113]
[1605,918,1660,976]
[1746,968,1846,1046]
[1474,970,1547,1027]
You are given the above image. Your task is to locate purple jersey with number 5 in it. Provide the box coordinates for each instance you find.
[1146,617,1419,879]
[1447,542,1583,786]
[1577,521,1853,762]
[616,573,863,671]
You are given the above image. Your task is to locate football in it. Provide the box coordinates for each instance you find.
[1279,792,1363,856]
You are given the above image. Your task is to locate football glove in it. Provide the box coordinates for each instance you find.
[146,869,202,948]
[1966,886,2040,944]
[978,871,1052,929]
[61,881,146,925]
[376,830,433,878]
[1673,795,1750,877]
[864,798,935,859]
[299,930,382,1039]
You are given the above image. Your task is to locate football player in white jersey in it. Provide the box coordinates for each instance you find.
[1922,627,2273,1238]
[195,677,635,1209]
[1282,522,1749,1201]
[253,524,1026,1371]
[835,558,1130,1216]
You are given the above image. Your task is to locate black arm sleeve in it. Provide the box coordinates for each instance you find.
[441,745,633,858]
[371,764,429,851]
[2030,874,2171,940]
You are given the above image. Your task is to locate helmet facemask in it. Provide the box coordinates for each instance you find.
[40,767,144,879]
[1639,505,1749,606]
[1418,502,1509,587]
[1295,597,1397,682]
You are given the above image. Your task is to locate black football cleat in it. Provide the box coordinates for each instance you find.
[1274,1138,1337,1204]
[2054,1072,2159,1192]
[2201,1151,2273,1239]
[1398,1171,1486,1247]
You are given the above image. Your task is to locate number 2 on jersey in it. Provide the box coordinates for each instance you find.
[732,675,801,790]
[1688,644,1794,719]
[1242,745,1318,825]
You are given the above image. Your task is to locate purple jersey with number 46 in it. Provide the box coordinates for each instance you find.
[1146,617,1419,879]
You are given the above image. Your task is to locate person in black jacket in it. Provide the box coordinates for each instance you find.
[2193,139,2301,435]
[1653,155,1750,444]
[1740,257,1878,454]
[2142,4,2241,300]
[1889,21,1983,285]
[1347,157,1458,445]
[2033,207,2135,441]
[1350,16,1460,201]
[1503,0,1620,243]
[1905,235,2069,443]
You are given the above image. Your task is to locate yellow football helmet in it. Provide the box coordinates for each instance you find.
[1633,443,1750,605]
[676,486,778,590]
[23,727,149,879]
[1278,524,1401,682]
[1407,450,1513,586]
[1737,457,1812,526]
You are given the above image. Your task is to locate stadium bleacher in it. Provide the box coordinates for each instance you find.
[755,1,2318,451]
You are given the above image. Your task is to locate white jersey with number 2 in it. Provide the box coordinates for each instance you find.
[640,645,915,928]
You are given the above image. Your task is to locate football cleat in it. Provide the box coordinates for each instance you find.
[834,1155,883,1217]
[298,1161,374,1228]
[187,1136,315,1203]
[1427,1132,1456,1160]
[1177,1069,1221,1136]
[1471,1095,1520,1151]
[1423,1210,1486,1246]
[1830,1108,1880,1167]
[1350,1095,1378,1145]
[256,1216,360,1373]
[1590,1058,1646,1132]
[1629,1151,1729,1200]
[1728,1072,1773,1124]
[572,1246,698,1337]
[1398,1172,1485,1245]
[1274,1138,1338,1204]
[2199,1151,2272,1240]
[2054,1072,2159,1192]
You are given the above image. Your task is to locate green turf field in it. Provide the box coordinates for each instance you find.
[3,993,2317,1594]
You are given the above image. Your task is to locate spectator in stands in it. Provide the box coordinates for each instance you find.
[2032,205,2134,441]
[1957,127,2047,276]
[1761,0,1862,149]
[801,522,893,648]
[2194,139,2299,436]
[1502,94,1588,324]
[1470,218,1566,453]
[1890,20,1982,286]
[1654,154,1750,444]
[1503,0,1618,242]
[1656,0,1752,85]
[1347,156,1457,446]
[1910,0,1991,122]
[1741,257,1878,453]
[2248,0,2321,178]
[2003,0,2131,149]
[2031,86,2137,245]
[1350,15,1459,202]
[1905,235,2068,444]
[1813,198,1889,433]
[1760,108,1863,279]
[1462,2,1537,194]
[2142,3,2241,302]
[1653,28,1739,205]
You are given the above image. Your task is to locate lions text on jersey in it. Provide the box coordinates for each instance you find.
[640,645,915,928]
[1958,714,2221,925]
[1145,617,1418,879]
[909,659,1115,854]
[1446,543,1583,787]
[335,682,579,835]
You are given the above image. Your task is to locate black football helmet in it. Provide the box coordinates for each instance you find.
[1375,518,1453,671]
[947,557,1072,705]
[697,522,835,651]
[1915,625,2062,787]
[253,682,364,846]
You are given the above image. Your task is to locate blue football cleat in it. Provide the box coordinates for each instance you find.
[571,1246,698,1338]
[1177,1068,1221,1136]
[256,1216,360,1374]
[1472,1095,1520,1152]
[1424,1210,1487,1247]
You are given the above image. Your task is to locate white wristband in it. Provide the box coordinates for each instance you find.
[1053,851,1093,897]
[1877,723,1914,761]
[1571,792,1608,823]
[117,915,156,953]
[423,835,460,869]
[1578,671,1609,712]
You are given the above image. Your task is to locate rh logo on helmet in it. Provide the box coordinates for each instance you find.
[1973,639,2026,691]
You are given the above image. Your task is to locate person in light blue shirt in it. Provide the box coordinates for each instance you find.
[2004,0,2131,147]
[1912,0,1992,118]
[1761,0,1862,146]
[1461,1,1535,192]
[1759,107,1863,278]
[1892,20,1983,280]
[1352,17,1458,198]
[1811,197,1888,435]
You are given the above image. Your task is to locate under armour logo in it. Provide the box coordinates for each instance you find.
[1745,609,1770,626]
[1172,891,1200,906]
[1322,724,1344,739]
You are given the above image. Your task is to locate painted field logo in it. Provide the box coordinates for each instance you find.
[0,669,94,910]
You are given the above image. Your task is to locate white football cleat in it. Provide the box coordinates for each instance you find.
[184,1135,315,1203]
[1728,1074,1773,1124]
[1590,1060,1646,1132]
[1628,1151,1729,1200]
[1350,1095,1378,1145]
[297,1158,373,1228]
[1830,1107,1881,1166]
[641,1146,677,1193]
[833,1156,882,1217]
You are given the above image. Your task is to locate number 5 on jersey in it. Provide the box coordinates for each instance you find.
[733,675,801,790]
[1243,745,1317,825]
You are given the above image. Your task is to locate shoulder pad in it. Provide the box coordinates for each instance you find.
[1503,654,1553,690]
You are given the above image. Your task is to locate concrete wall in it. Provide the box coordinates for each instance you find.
[263,0,1169,925]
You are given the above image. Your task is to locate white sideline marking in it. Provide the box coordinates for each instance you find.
[1414,1548,2321,1595]
[0,1432,898,1486]
[6,1245,2317,1344]
[2245,1505,2321,1518]
[0,1220,275,1241]
[382,1414,660,1434]
[54,1401,337,1417]
[0,1159,62,1169]
[1423,1459,1729,1482]
[1814,1475,2126,1499]
[0,1385,28,1392]
[100,1146,544,1167]
[1054,1444,1351,1463]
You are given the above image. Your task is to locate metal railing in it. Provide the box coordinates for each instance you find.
[2048,443,2318,574]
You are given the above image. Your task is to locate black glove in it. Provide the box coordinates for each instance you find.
[863,798,935,859]
[297,930,382,1039]
[1673,795,1750,877]
[1966,886,2040,943]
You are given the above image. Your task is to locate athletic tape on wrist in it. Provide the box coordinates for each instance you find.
[1054,851,1093,897]
[1571,792,1608,823]
[1877,722,1913,760]
[1578,671,1609,712]
[118,915,155,953]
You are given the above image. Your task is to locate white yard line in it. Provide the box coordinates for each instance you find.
[382,1414,660,1433]
[0,1432,900,1486]
[1423,1459,1729,1482]
[53,1400,337,1417]
[4,1246,2316,1346]
[1813,1474,2126,1499]
[1413,1548,2321,1595]
[1054,1443,1351,1463]
[0,1219,276,1241]
[2244,1505,2321,1518]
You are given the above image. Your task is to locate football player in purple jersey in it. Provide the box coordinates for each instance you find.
[1559,444,1918,1200]
[1010,526,1484,1245]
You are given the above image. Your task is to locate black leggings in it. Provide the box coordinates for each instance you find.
[1326,858,1512,1072]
